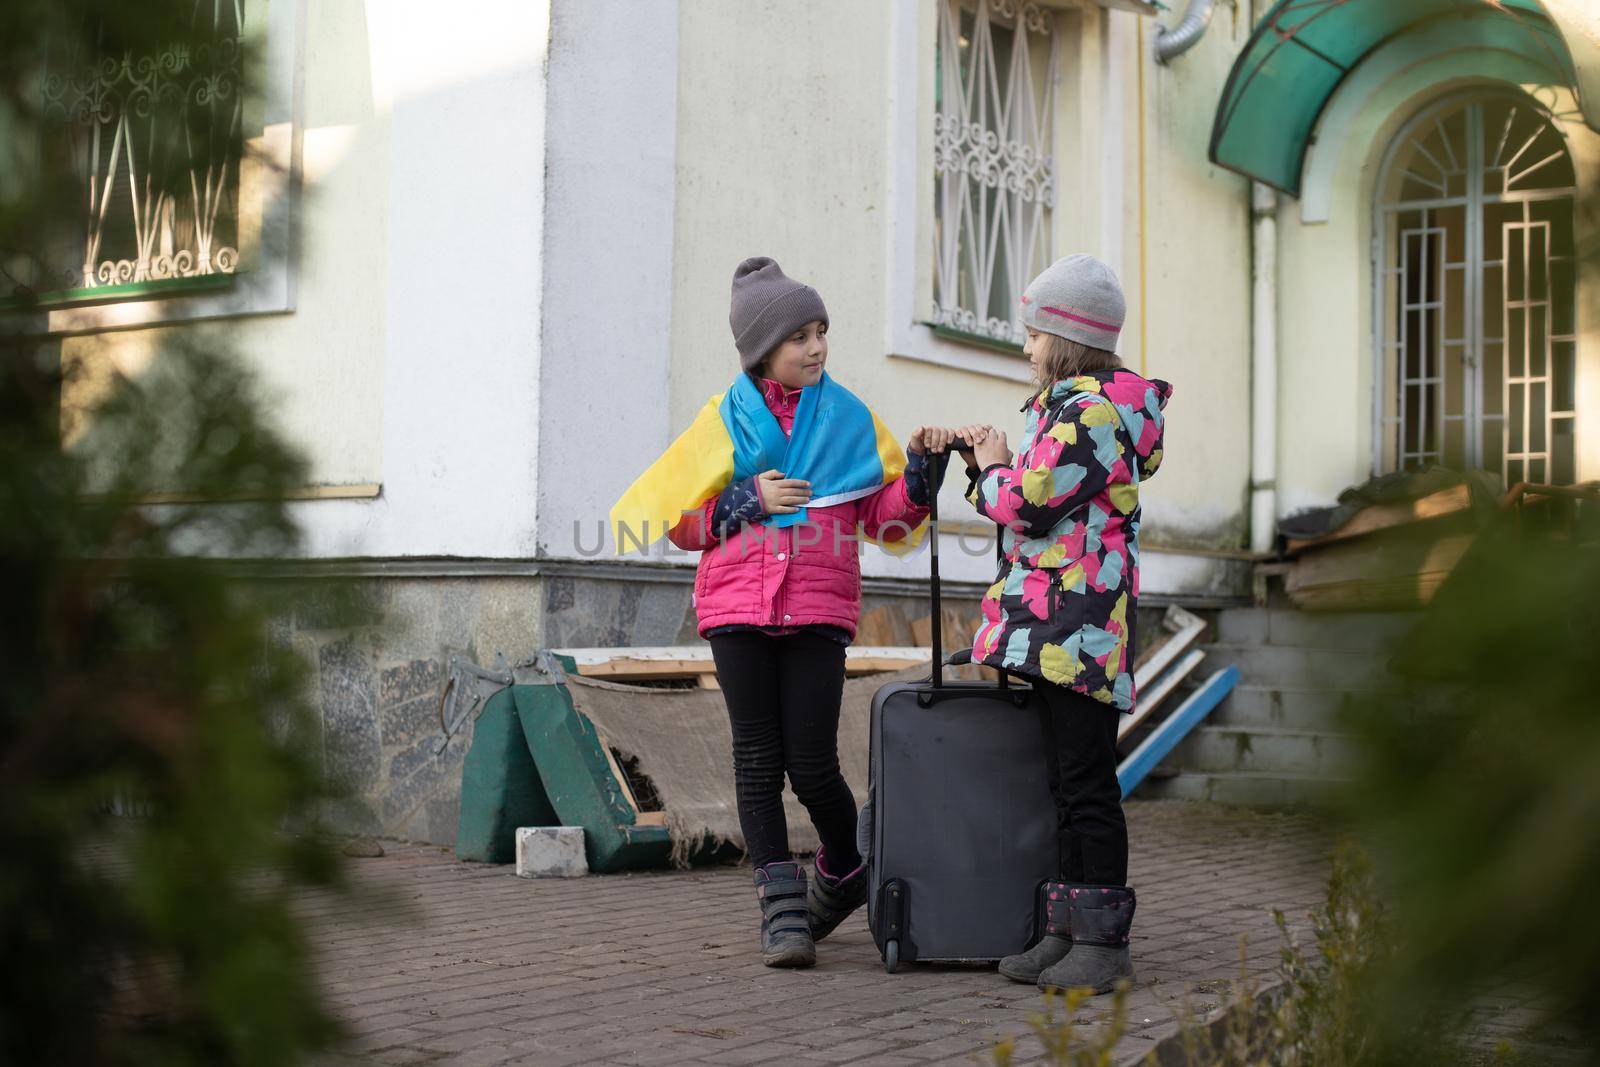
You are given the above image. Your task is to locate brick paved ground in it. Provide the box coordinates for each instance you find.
[304,801,1332,1066]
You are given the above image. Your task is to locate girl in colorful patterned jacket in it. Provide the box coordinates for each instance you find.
[959,254,1173,995]
[666,257,958,968]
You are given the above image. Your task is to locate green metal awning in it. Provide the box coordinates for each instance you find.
[1210,0,1599,196]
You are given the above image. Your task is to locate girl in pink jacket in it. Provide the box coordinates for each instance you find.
[668,257,954,968]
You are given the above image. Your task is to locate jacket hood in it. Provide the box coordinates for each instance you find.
[1033,368,1172,482]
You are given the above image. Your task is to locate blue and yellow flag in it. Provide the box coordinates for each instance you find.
[609,371,925,555]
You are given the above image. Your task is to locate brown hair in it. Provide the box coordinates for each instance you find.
[1032,331,1121,386]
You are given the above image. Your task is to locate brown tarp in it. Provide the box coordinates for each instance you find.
[563,664,928,861]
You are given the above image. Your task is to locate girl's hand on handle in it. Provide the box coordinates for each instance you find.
[908,426,959,456]
[954,424,994,467]
[756,469,811,514]
[974,428,1012,469]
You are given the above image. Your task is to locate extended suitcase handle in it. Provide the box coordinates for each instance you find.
[926,451,1010,691]
[928,451,946,689]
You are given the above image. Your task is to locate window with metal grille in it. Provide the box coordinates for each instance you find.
[932,0,1058,349]
[33,2,245,302]
[1374,94,1578,486]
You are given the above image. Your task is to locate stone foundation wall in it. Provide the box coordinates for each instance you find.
[277,576,545,846]
[286,566,1168,847]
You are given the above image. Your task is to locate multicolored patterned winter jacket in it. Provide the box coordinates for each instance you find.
[965,368,1173,711]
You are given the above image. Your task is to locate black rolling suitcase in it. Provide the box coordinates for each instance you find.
[863,455,1058,973]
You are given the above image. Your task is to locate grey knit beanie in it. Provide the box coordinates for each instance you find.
[729,256,829,371]
[1020,253,1125,351]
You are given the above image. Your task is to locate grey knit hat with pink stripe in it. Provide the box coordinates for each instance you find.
[1020,253,1125,352]
[729,256,830,372]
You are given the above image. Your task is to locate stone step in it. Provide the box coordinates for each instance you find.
[1134,770,1347,808]
[1209,607,1422,652]
[1129,607,1416,809]
[1167,724,1361,778]
[1198,642,1393,691]
[1200,684,1386,732]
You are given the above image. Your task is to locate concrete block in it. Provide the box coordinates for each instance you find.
[516,826,588,878]
[1206,685,1360,731]
[1173,725,1361,777]
[1200,643,1390,689]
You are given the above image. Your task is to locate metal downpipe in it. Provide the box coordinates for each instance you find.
[1154,0,1215,64]
[1249,181,1279,555]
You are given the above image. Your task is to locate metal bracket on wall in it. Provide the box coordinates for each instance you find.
[511,649,569,687]
[435,652,514,755]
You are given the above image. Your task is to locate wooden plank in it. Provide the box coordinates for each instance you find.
[855,605,909,647]
[845,656,928,674]
[1285,532,1474,611]
[945,608,980,680]
[579,658,717,679]
[556,646,717,666]
[909,606,977,648]
[1284,483,1473,554]
[594,728,647,819]
[1118,648,1205,741]
[1130,605,1205,685]
[1117,667,1239,798]
[99,482,385,506]
[579,658,926,680]
[554,644,933,665]
[911,606,982,680]
[564,645,933,683]
[848,646,935,664]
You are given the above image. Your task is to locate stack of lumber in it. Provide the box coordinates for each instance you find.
[1282,483,1478,612]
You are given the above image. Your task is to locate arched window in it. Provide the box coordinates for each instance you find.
[1374,94,1578,485]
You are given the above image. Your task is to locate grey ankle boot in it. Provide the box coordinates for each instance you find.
[754,862,816,968]
[808,846,868,943]
[999,881,1072,983]
[1037,884,1135,994]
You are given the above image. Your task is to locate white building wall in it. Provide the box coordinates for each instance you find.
[536,0,680,561]
[1135,5,1255,548]
[61,0,553,562]
[292,0,550,559]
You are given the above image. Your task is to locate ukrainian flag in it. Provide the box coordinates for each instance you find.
[609,371,925,555]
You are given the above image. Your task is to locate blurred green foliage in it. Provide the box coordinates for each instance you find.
[2,2,358,1063]
[1345,512,1600,1053]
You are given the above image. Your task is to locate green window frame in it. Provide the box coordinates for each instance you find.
[6,2,248,310]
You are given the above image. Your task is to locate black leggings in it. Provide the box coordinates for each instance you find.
[1036,680,1129,886]
[708,631,860,871]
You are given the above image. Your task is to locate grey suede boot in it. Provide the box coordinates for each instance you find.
[754,861,816,968]
[808,846,868,943]
[1037,884,1135,994]
[998,881,1072,983]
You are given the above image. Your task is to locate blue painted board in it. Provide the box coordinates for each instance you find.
[1117,667,1240,798]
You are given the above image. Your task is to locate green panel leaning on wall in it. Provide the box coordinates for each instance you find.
[456,656,673,872]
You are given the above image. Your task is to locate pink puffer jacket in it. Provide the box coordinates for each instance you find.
[667,378,928,639]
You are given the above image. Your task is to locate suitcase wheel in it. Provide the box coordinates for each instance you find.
[883,940,900,974]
